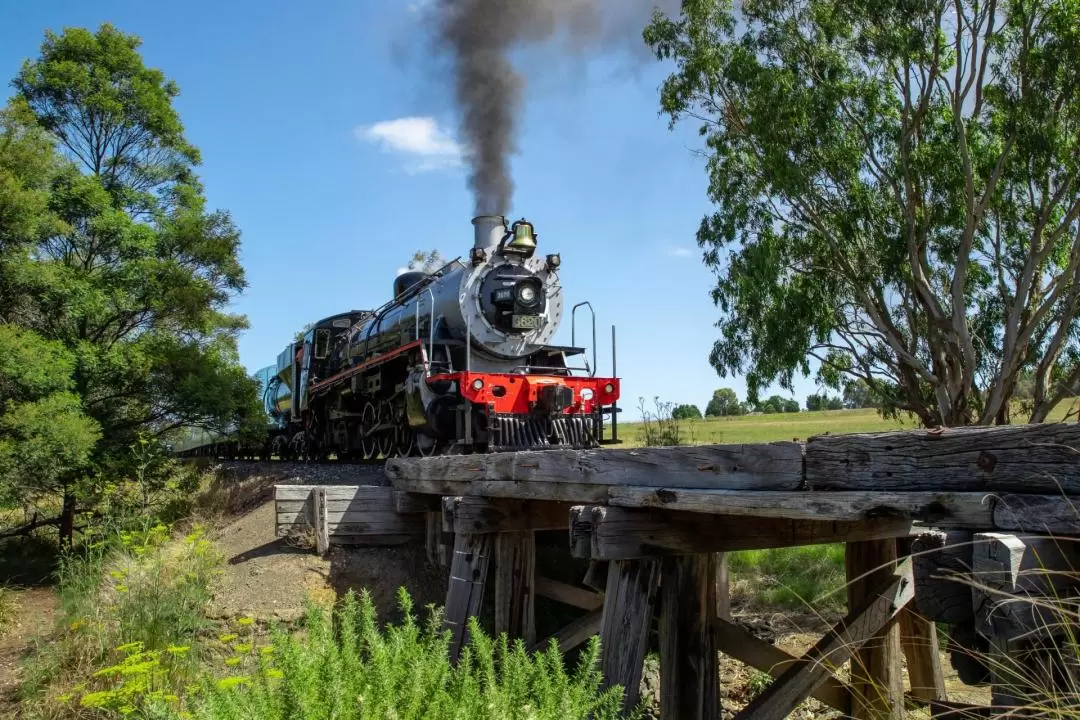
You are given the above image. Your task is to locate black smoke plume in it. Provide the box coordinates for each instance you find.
[430,0,679,216]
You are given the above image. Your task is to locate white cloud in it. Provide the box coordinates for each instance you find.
[668,246,694,258]
[355,116,462,172]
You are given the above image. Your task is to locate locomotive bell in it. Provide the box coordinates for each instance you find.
[503,219,537,257]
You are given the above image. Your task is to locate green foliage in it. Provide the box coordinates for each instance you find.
[756,395,799,414]
[805,393,843,412]
[0,324,100,508]
[671,403,702,420]
[20,522,222,715]
[638,396,691,446]
[0,22,262,540]
[645,0,1080,427]
[704,387,744,417]
[407,249,446,273]
[175,588,634,720]
[729,545,847,613]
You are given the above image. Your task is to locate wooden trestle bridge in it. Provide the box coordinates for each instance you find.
[273,423,1080,719]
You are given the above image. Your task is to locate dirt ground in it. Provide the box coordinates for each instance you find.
[0,587,57,716]
[206,497,448,626]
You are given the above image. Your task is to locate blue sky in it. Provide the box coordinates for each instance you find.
[0,0,821,420]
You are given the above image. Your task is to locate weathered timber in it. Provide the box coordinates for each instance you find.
[275,485,397,503]
[659,554,720,720]
[582,560,608,592]
[531,608,603,654]
[534,575,604,611]
[805,423,1080,493]
[929,701,996,719]
[386,441,804,490]
[599,558,661,716]
[444,532,493,663]
[991,493,1080,533]
[444,496,572,534]
[425,511,439,566]
[716,553,730,621]
[971,532,1080,707]
[898,607,947,702]
[713,616,852,713]
[494,531,535,646]
[895,537,947,703]
[276,510,425,527]
[274,484,424,544]
[321,522,424,535]
[313,487,329,556]
[607,487,1080,531]
[846,539,904,720]
[389,479,610,504]
[910,530,976,624]
[733,558,914,720]
[570,505,916,560]
[325,534,418,546]
[439,523,454,567]
[394,490,439,513]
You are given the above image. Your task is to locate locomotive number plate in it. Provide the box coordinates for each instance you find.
[512,314,540,329]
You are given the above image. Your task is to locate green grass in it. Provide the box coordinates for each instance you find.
[611,397,1080,448]
[728,546,848,615]
[612,406,910,447]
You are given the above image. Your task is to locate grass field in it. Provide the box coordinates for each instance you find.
[610,398,1080,447]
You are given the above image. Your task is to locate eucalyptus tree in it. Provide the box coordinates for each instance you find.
[645,0,1080,426]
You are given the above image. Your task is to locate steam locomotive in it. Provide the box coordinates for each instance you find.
[173,215,621,460]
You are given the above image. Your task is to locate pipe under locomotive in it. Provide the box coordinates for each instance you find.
[230,214,621,461]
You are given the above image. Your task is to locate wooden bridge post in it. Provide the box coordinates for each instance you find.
[599,557,661,716]
[494,530,536,646]
[895,536,947,702]
[659,553,720,720]
[442,496,494,663]
[846,538,904,720]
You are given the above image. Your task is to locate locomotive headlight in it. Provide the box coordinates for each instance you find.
[472,378,484,391]
[515,279,541,307]
[604,383,615,394]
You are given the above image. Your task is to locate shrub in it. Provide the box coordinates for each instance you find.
[20,522,222,716]
[175,588,638,720]
[638,396,693,447]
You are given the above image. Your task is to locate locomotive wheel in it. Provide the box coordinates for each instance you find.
[360,402,377,461]
[377,401,394,458]
[415,435,439,457]
[271,434,289,460]
[396,417,415,457]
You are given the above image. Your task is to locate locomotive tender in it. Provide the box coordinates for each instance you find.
[180,215,621,460]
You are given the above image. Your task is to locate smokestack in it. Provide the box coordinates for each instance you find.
[472,215,506,252]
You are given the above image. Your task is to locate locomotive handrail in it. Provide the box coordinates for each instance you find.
[571,301,597,378]
[414,286,436,375]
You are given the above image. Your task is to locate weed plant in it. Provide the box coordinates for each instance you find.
[172,588,637,720]
[637,396,693,447]
[20,522,221,717]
